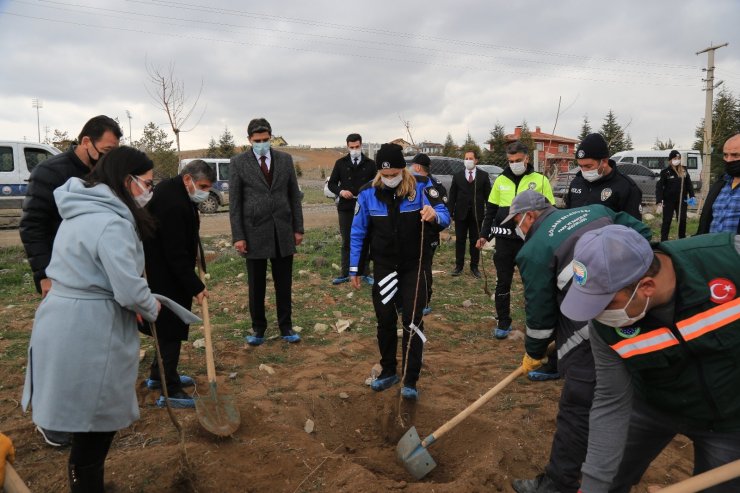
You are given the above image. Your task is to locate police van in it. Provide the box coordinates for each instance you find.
[610,149,703,191]
[0,141,60,209]
[178,158,230,213]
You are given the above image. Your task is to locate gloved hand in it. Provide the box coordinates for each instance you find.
[0,432,16,486]
[522,353,544,372]
[685,197,698,207]
[655,203,663,215]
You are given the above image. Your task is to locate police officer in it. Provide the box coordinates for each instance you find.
[656,150,695,241]
[350,144,450,401]
[410,153,448,315]
[565,133,642,220]
[478,141,554,340]
[509,192,651,493]
[561,226,740,493]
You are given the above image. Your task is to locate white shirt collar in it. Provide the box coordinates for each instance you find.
[253,150,271,169]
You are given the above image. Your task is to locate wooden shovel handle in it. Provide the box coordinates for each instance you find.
[4,463,31,493]
[197,266,217,384]
[422,366,524,447]
[655,459,740,493]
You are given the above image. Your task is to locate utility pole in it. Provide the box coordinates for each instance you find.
[696,42,727,202]
[126,110,133,144]
[32,98,43,143]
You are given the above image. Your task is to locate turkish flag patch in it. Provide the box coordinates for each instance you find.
[709,278,736,304]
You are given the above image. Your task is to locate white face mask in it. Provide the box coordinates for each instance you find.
[594,283,650,327]
[671,159,681,167]
[381,174,403,188]
[515,213,528,240]
[186,178,210,204]
[509,160,526,176]
[464,159,476,170]
[349,148,362,160]
[582,162,604,182]
[131,176,153,208]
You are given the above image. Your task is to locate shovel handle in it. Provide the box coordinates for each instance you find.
[421,366,524,448]
[654,459,740,493]
[197,266,217,384]
[4,463,31,493]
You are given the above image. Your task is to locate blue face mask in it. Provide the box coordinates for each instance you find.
[252,141,271,156]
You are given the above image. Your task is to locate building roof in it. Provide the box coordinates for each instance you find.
[505,126,579,144]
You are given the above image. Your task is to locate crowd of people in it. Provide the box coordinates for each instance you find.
[1,114,738,492]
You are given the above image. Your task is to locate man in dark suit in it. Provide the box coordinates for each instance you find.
[327,133,376,285]
[229,118,304,346]
[448,148,491,278]
[144,160,215,408]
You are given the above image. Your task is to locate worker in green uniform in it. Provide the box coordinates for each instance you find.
[561,226,740,493]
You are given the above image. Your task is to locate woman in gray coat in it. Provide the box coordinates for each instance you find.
[22,147,161,493]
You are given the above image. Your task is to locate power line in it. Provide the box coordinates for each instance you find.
[2,10,702,89]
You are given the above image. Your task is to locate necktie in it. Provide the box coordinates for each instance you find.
[468,171,474,183]
[353,158,358,166]
[260,156,271,186]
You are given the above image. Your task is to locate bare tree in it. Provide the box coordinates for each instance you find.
[145,59,206,158]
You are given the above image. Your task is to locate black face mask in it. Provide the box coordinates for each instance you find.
[86,143,102,167]
[726,159,740,177]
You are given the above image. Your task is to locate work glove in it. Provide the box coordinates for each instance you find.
[655,203,663,215]
[0,432,16,486]
[685,197,697,207]
[522,353,544,372]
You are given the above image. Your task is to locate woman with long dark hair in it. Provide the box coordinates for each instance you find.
[22,146,161,492]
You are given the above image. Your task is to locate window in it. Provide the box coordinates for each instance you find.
[558,144,568,153]
[636,157,666,170]
[0,147,13,172]
[536,142,544,151]
[23,147,53,172]
[218,162,229,181]
[686,156,698,169]
[619,156,634,163]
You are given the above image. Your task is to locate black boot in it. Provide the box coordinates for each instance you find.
[512,473,560,493]
[69,460,106,493]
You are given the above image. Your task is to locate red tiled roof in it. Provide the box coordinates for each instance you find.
[505,131,579,144]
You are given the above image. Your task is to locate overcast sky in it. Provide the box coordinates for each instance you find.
[1,0,739,152]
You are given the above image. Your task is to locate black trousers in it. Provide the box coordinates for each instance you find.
[69,431,116,493]
[149,339,184,394]
[544,344,595,493]
[423,242,439,305]
[246,254,293,336]
[492,237,522,329]
[338,208,369,277]
[454,213,481,269]
[373,264,427,387]
[660,197,688,241]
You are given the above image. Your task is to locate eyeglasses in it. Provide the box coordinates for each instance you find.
[132,175,154,189]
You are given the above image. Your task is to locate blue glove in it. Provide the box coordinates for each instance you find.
[685,197,697,207]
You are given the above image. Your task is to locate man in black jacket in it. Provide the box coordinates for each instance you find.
[20,115,122,298]
[448,148,491,278]
[564,133,642,220]
[144,160,214,408]
[19,115,121,448]
[327,133,376,285]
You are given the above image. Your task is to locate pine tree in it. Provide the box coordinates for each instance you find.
[206,138,219,158]
[133,122,178,178]
[599,110,626,154]
[442,133,458,157]
[482,122,507,165]
[518,120,536,163]
[460,132,480,158]
[693,88,740,179]
[218,127,236,158]
[653,137,676,150]
[624,133,634,151]
[578,116,592,142]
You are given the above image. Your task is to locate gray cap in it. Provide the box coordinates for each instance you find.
[502,190,551,224]
[560,225,654,321]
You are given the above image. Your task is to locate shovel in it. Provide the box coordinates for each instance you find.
[654,458,740,493]
[194,263,240,436]
[397,366,524,480]
[4,463,31,493]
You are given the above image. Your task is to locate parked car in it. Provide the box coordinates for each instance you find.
[552,163,657,205]
[0,141,60,209]
[404,156,502,191]
[611,149,702,191]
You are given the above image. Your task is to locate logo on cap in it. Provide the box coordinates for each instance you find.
[381,161,391,169]
[577,149,585,159]
[709,278,736,304]
[573,261,587,286]
[601,188,612,201]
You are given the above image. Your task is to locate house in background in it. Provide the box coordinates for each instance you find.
[418,141,444,155]
[501,126,579,176]
[270,135,288,147]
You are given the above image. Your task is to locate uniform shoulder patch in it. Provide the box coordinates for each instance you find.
[615,326,641,338]
[528,182,536,190]
[600,188,612,201]
[709,278,736,304]
[442,196,448,203]
[428,188,439,199]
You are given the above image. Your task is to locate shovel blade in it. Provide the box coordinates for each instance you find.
[396,426,437,480]
[195,383,240,437]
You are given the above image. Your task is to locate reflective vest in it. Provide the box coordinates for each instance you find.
[487,172,554,207]
[592,233,740,430]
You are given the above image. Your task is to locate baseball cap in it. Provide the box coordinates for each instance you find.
[576,133,609,160]
[502,190,551,224]
[560,225,654,321]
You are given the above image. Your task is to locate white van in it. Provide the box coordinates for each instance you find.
[178,158,230,213]
[610,149,703,191]
[0,141,60,209]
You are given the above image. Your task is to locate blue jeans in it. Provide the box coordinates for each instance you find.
[611,399,740,493]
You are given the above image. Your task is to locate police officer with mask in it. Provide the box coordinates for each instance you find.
[565,133,642,220]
